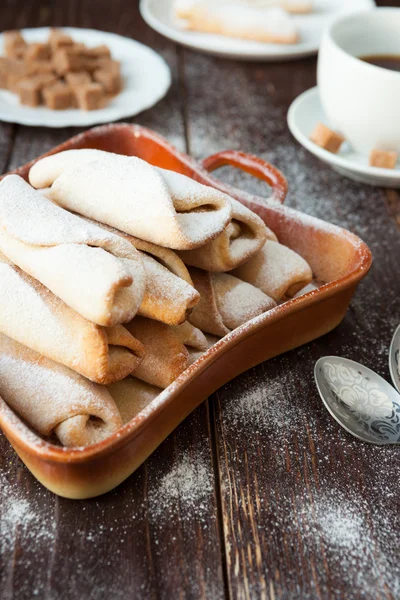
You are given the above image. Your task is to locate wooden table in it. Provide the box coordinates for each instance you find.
[1,1,400,599]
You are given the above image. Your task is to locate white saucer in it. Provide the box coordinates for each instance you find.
[140,0,375,62]
[0,27,171,128]
[288,87,400,188]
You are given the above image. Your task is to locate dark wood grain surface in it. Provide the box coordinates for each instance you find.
[1,1,400,599]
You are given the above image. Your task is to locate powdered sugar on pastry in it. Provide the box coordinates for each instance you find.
[29,149,107,189]
[0,175,146,327]
[175,0,312,17]
[125,236,193,285]
[0,254,144,384]
[126,317,189,389]
[29,149,232,250]
[233,240,313,301]
[228,0,313,13]
[281,0,313,14]
[175,1,299,44]
[108,377,161,424]
[0,334,122,447]
[189,268,276,336]
[178,198,274,272]
[76,217,199,325]
[139,252,199,325]
[172,321,209,351]
[211,272,276,330]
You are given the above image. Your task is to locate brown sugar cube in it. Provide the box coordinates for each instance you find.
[369,149,398,169]
[25,43,51,62]
[83,45,111,59]
[65,71,92,88]
[42,82,74,110]
[93,67,121,94]
[7,73,23,93]
[0,57,23,88]
[48,29,74,52]
[310,122,345,154]
[66,43,89,58]
[25,59,54,76]
[16,73,58,105]
[31,72,58,88]
[74,82,105,110]
[0,70,7,88]
[94,58,120,71]
[81,58,97,73]
[53,48,83,75]
[4,31,27,59]
[0,57,26,91]
[86,57,120,76]
[6,69,26,94]
[101,58,120,72]
[17,78,41,107]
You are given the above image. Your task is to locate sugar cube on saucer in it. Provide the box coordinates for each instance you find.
[369,149,398,170]
[310,123,345,154]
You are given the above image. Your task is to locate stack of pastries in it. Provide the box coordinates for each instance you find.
[0,150,312,447]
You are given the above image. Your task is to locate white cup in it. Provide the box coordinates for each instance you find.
[318,8,400,156]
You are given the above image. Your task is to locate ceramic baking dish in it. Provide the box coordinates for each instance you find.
[0,123,372,499]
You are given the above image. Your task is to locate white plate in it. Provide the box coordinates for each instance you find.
[0,27,171,128]
[288,86,400,188]
[140,0,375,62]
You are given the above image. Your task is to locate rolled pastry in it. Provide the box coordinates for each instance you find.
[229,0,313,13]
[175,1,299,44]
[0,334,122,447]
[173,320,209,365]
[29,149,232,250]
[188,268,276,336]
[108,377,161,424]
[233,240,313,302]
[172,320,208,351]
[125,317,189,389]
[0,175,146,327]
[0,253,144,384]
[138,252,199,325]
[92,221,200,326]
[178,199,274,272]
[281,0,313,14]
[108,324,209,422]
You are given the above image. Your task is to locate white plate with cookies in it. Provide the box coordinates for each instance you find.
[0,27,171,128]
[140,0,375,62]
[288,86,400,188]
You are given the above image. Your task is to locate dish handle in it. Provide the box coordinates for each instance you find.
[201,150,288,204]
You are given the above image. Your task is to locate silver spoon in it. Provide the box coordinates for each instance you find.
[389,323,400,394]
[314,356,400,445]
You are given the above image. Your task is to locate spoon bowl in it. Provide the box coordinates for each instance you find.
[314,356,400,445]
[389,323,400,394]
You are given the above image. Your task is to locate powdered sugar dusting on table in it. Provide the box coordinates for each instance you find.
[0,470,56,555]
[215,356,400,598]
[0,467,57,597]
[148,453,214,522]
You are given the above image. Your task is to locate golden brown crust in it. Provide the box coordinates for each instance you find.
[233,240,313,302]
[189,268,276,336]
[0,333,122,447]
[125,317,189,388]
[0,252,144,385]
[188,268,231,337]
[178,199,274,272]
[108,377,161,424]
[85,219,200,326]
